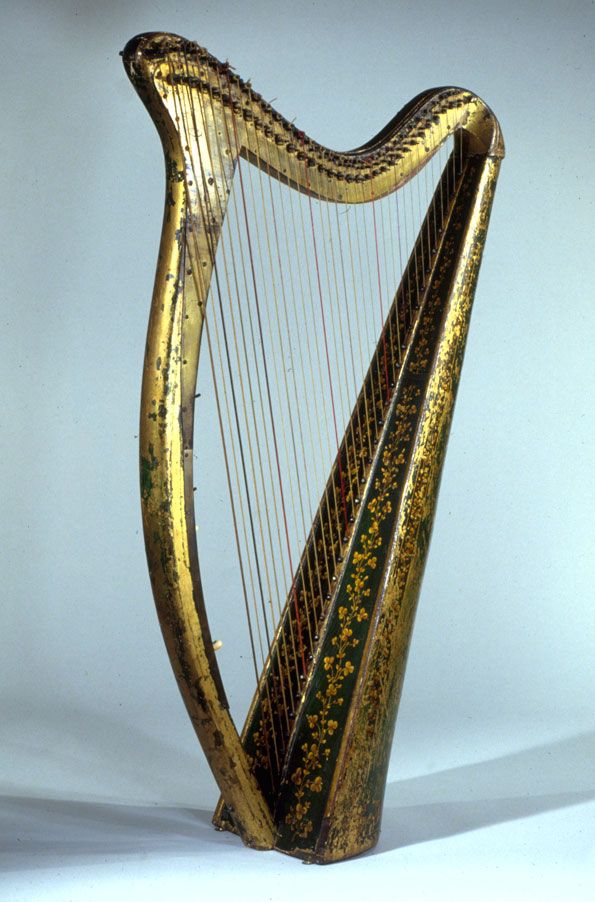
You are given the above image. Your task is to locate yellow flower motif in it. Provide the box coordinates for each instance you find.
[309,776,323,793]
[285,408,423,841]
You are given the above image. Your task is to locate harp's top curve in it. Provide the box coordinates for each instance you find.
[122,31,504,205]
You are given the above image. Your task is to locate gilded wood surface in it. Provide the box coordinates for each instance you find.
[123,31,503,862]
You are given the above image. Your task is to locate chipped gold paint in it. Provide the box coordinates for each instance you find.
[123,31,503,862]
[320,157,502,863]
[284,386,419,840]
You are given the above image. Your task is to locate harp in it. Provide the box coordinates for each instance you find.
[122,32,503,863]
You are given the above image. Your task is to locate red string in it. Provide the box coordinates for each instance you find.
[299,133,350,536]
[370,184,391,403]
[227,76,307,679]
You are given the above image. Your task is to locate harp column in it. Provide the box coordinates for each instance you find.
[311,152,503,863]
[127,39,276,850]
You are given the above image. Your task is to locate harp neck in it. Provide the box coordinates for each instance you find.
[124,33,503,209]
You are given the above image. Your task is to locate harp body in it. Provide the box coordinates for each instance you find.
[123,33,503,863]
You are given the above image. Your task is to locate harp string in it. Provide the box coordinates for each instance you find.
[301,137,350,538]
[167,62,285,779]
[218,134,301,715]
[209,66,319,739]
[344,200,376,462]
[245,100,317,662]
[286,151,341,581]
[177,52,293,760]
[180,60,291,771]
[204,65,302,725]
[370,191,392,406]
[228,85,309,684]
[332,201,372,473]
[170,60,265,677]
[259,118,328,640]
[174,54,458,772]
[321,196,362,519]
[271,140,328,626]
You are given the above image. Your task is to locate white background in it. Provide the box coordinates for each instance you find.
[1,1,593,899]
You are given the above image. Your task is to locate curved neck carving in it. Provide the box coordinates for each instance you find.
[124,32,503,205]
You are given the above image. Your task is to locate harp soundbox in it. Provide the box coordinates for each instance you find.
[122,32,503,863]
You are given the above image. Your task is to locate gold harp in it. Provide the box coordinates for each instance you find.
[122,32,503,863]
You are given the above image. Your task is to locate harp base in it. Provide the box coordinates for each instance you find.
[212,818,380,864]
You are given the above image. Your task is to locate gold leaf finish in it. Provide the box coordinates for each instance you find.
[123,32,503,862]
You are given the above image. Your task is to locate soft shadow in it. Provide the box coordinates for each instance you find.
[373,731,595,855]
[1,700,209,805]
[1,732,593,870]
[0,798,232,872]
